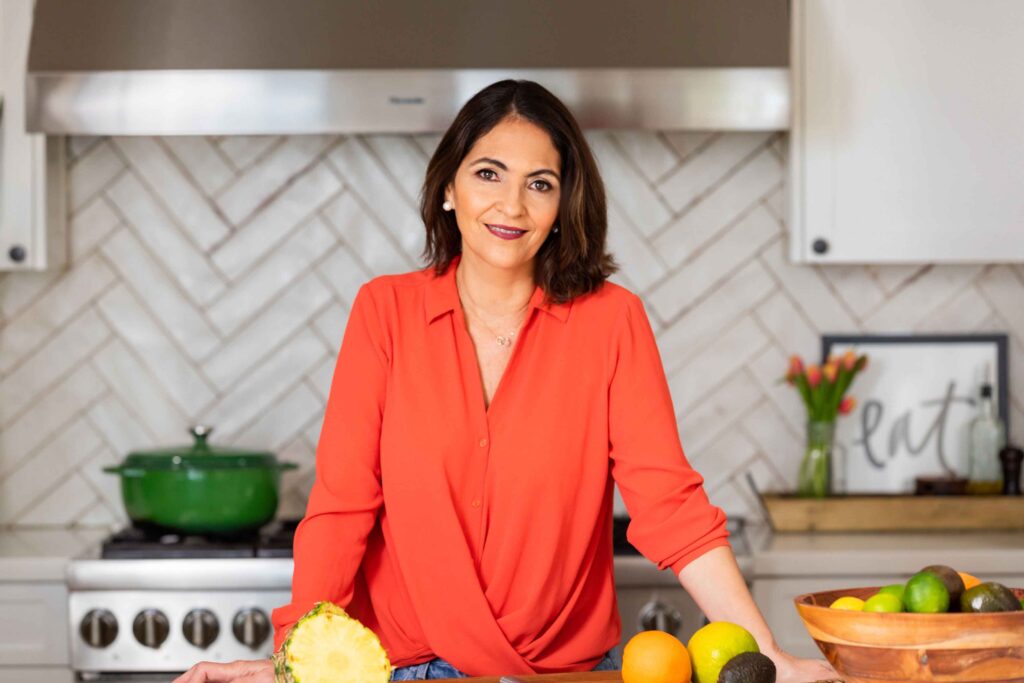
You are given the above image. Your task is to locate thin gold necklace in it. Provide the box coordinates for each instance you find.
[457,269,529,348]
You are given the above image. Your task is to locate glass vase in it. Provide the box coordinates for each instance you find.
[797,419,836,498]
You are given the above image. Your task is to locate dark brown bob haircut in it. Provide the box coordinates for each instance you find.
[420,79,617,304]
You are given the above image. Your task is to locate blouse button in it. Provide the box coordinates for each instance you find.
[479,438,488,447]
[471,499,481,508]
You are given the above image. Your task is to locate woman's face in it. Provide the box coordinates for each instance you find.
[445,116,562,275]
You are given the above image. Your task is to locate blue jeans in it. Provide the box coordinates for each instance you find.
[390,650,619,680]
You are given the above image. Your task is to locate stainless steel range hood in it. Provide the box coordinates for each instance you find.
[25,0,789,135]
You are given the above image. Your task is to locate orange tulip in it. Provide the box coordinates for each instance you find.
[789,355,804,375]
[806,365,822,388]
[823,362,838,383]
[839,396,857,414]
[842,350,858,371]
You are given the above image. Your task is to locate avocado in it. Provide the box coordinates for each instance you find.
[921,564,965,609]
[960,582,1023,613]
[718,651,776,683]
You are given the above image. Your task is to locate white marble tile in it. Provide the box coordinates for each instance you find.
[654,149,782,267]
[0,254,115,374]
[202,274,332,392]
[667,317,770,417]
[321,192,412,277]
[678,370,763,454]
[0,364,106,476]
[216,136,280,171]
[606,202,667,295]
[315,241,373,307]
[69,141,125,211]
[609,131,678,184]
[864,265,983,332]
[17,473,97,526]
[70,197,121,261]
[647,207,779,321]
[101,229,221,361]
[204,330,328,438]
[0,419,102,523]
[585,131,672,237]
[161,136,236,196]
[327,139,424,263]
[364,135,430,206]
[206,216,336,336]
[310,301,350,351]
[87,395,158,453]
[113,137,230,249]
[217,135,335,225]
[97,285,216,414]
[655,259,775,374]
[662,132,716,164]
[658,133,771,213]
[760,240,859,334]
[0,308,109,424]
[90,339,188,442]
[106,174,226,304]
[233,383,323,451]
[211,161,343,281]
[754,291,820,360]
[977,266,1024,340]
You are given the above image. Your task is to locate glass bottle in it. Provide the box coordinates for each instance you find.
[966,383,1006,494]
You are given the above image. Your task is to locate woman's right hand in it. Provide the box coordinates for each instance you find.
[172,658,275,682]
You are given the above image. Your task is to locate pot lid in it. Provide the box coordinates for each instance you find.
[123,425,279,469]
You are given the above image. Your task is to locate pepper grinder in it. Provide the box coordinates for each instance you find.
[1000,445,1023,495]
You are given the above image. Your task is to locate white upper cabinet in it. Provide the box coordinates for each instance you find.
[789,0,1024,263]
[1,0,65,271]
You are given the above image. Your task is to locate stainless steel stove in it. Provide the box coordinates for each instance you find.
[69,520,298,681]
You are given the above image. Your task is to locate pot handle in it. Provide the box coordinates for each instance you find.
[277,462,299,471]
[103,466,147,478]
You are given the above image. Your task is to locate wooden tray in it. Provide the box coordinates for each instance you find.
[762,494,1024,532]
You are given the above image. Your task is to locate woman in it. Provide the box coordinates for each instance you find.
[175,80,836,682]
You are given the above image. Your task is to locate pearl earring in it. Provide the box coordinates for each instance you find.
[442,201,453,211]
[553,226,560,233]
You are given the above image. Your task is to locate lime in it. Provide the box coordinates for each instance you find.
[829,596,865,611]
[686,621,759,683]
[878,584,906,602]
[904,571,950,613]
[863,593,903,613]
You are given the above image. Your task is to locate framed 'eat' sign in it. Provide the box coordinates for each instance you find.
[821,334,1009,494]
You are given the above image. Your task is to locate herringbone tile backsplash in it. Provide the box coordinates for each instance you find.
[1,132,1022,527]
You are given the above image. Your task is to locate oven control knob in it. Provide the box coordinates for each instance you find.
[183,608,220,649]
[80,609,118,648]
[232,608,271,649]
[133,609,171,649]
[638,599,684,636]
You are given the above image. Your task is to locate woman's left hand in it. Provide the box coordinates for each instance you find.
[768,648,840,682]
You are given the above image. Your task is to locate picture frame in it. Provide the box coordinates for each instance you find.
[821,334,1009,494]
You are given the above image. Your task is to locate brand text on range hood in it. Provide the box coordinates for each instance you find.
[25,0,789,135]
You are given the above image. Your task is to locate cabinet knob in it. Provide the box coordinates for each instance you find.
[812,238,830,255]
[8,245,27,263]
[80,609,119,648]
[638,599,684,636]
[233,608,271,650]
[183,608,220,649]
[133,609,170,649]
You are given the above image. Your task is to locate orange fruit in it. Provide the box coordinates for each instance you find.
[622,630,692,683]
[958,571,982,590]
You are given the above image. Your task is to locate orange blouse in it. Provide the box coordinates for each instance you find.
[271,254,730,675]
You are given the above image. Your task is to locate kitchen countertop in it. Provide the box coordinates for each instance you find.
[748,525,1024,576]
[0,527,111,581]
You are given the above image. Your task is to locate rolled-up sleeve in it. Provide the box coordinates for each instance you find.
[271,283,390,649]
[608,294,730,576]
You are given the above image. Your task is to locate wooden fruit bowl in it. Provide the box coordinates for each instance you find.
[794,586,1024,682]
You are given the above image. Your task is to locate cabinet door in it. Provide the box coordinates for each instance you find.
[0,583,69,666]
[790,0,1024,263]
[0,0,66,271]
[0,668,72,683]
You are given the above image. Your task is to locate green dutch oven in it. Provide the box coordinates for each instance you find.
[104,425,298,534]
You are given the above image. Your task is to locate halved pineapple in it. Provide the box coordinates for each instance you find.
[273,601,391,683]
